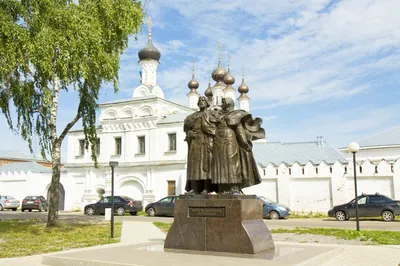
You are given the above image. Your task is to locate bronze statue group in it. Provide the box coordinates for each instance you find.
[184,96,265,195]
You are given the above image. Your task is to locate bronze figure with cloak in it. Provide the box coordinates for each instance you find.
[210,97,265,193]
[184,96,264,194]
[184,96,216,194]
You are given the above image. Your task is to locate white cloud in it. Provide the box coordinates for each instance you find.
[146,0,400,109]
[2,0,400,158]
[157,40,185,55]
[261,115,278,121]
[266,104,400,147]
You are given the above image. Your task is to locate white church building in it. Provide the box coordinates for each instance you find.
[1,22,399,213]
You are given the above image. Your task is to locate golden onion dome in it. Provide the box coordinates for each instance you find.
[205,81,213,97]
[238,76,249,94]
[188,74,199,90]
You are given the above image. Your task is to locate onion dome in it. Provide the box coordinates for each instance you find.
[205,80,213,98]
[138,17,161,61]
[238,75,249,94]
[188,73,199,91]
[138,34,161,61]
[211,59,228,83]
[224,66,235,86]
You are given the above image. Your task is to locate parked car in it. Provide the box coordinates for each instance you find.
[84,196,143,216]
[259,196,291,219]
[145,196,178,217]
[21,196,48,212]
[328,193,400,221]
[0,195,20,211]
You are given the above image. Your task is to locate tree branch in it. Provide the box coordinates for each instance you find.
[58,100,84,143]
[33,107,50,124]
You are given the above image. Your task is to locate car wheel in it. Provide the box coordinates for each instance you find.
[269,210,280,220]
[147,207,156,217]
[335,211,346,221]
[0,205,3,211]
[29,209,32,212]
[21,209,25,212]
[116,207,125,216]
[12,208,17,211]
[382,210,394,221]
[86,207,95,216]
[130,212,137,216]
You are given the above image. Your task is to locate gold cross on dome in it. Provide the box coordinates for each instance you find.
[146,17,153,34]
[228,54,231,68]
[242,65,245,78]
[192,59,195,74]
[217,41,221,60]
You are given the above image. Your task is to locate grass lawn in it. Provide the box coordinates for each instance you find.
[290,211,328,219]
[289,211,400,221]
[123,210,147,216]
[0,219,121,258]
[272,227,400,245]
[153,222,171,232]
[152,222,400,245]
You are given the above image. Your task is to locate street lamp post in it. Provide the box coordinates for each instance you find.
[348,142,360,231]
[109,161,119,238]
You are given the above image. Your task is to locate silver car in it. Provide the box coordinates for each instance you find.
[0,195,20,211]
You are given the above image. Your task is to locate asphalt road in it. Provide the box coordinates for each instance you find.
[1,211,399,231]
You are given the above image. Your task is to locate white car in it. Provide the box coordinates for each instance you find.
[0,195,20,211]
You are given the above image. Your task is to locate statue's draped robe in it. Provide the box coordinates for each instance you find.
[184,110,215,192]
[211,109,265,189]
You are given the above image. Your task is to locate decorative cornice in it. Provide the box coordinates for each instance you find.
[64,160,186,169]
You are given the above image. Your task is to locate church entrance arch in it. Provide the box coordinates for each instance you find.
[46,183,65,211]
[118,178,144,201]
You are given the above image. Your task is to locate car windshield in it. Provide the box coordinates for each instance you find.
[259,196,276,204]
[25,196,39,200]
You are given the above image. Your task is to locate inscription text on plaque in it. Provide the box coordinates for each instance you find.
[188,207,226,218]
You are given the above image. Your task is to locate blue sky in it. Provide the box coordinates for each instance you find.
[1,0,400,160]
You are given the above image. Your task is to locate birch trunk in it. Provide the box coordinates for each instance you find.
[47,74,61,227]
[47,141,61,226]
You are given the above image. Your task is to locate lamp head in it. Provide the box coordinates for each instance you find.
[348,142,360,153]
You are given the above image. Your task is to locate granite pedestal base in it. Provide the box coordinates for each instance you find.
[164,195,275,254]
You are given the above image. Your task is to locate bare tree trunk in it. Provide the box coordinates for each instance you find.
[47,74,60,227]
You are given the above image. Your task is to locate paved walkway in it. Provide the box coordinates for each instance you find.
[0,221,399,266]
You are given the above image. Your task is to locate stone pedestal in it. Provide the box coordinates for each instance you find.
[164,195,275,254]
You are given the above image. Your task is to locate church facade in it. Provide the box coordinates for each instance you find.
[1,21,399,213]
[62,22,258,210]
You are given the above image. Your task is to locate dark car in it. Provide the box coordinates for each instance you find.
[328,193,400,221]
[145,196,178,217]
[21,196,48,212]
[84,196,143,216]
[259,196,291,219]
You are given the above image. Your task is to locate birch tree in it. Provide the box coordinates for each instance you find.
[0,0,144,226]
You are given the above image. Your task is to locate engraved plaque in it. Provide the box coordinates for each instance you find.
[188,207,226,218]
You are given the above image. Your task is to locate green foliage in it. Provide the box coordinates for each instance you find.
[0,219,122,258]
[0,0,144,164]
[271,227,400,245]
